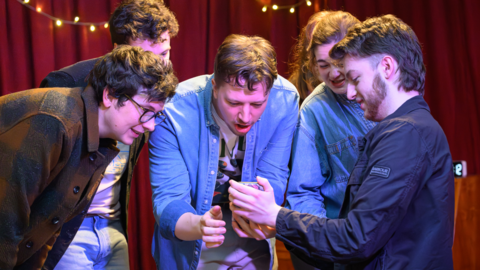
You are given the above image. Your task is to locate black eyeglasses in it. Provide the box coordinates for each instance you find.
[124,95,166,124]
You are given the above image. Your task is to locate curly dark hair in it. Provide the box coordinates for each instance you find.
[214,34,278,95]
[87,45,178,106]
[330,14,426,94]
[109,0,179,45]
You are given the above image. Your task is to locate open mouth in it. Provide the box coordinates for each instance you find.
[330,78,345,88]
[234,123,251,134]
[131,129,142,137]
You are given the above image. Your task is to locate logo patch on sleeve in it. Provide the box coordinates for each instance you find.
[370,166,391,178]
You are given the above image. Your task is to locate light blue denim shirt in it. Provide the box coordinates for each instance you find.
[149,74,299,270]
[285,83,375,219]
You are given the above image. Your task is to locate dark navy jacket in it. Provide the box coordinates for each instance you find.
[276,96,454,270]
[38,58,148,270]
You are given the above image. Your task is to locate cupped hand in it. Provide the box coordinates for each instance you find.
[228,176,282,228]
[231,211,276,240]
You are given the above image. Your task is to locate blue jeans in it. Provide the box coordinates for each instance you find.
[54,216,129,270]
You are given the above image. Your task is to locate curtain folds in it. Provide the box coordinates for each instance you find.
[1,0,479,269]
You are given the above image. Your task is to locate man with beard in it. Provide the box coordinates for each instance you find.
[228,15,454,270]
[148,34,299,269]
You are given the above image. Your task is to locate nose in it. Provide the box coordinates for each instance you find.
[239,105,251,124]
[142,118,156,132]
[330,65,344,79]
[331,68,340,78]
[346,83,357,100]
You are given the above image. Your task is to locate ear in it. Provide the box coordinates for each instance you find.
[379,55,397,80]
[113,43,118,49]
[102,88,115,108]
[212,78,218,99]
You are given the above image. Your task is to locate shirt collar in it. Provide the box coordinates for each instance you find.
[81,85,102,152]
[335,91,357,105]
[383,95,430,122]
[324,84,356,105]
[203,75,217,128]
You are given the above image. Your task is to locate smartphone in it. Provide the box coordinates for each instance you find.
[232,182,264,210]
[238,181,264,191]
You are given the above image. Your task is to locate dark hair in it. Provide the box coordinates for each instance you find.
[330,14,426,94]
[87,45,178,106]
[214,34,278,95]
[288,11,328,104]
[109,0,179,46]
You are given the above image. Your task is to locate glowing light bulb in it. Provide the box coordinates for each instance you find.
[307,0,312,6]
[262,6,267,12]
[74,16,79,23]
[56,20,62,26]
[272,5,278,10]
[24,0,30,3]
[36,7,41,12]
[290,7,295,13]
[90,25,95,32]
[104,23,109,28]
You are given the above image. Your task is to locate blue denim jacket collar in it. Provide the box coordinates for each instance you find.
[202,78,219,129]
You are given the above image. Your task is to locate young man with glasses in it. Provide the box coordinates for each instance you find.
[38,1,178,269]
[148,34,299,270]
[0,46,177,270]
[124,94,167,124]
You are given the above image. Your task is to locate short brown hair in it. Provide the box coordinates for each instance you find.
[87,45,178,106]
[330,15,426,94]
[214,34,278,94]
[109,0,179,45]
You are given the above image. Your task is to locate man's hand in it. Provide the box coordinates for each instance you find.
[201,205,226,248]
[228,176,282,228]
[231,211,277,239]
[175,206,226,248]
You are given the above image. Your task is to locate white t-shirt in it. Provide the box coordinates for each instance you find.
[87,142,129,219]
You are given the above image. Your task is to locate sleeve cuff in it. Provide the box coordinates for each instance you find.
[159,200,196,240]
[276,207,293,234]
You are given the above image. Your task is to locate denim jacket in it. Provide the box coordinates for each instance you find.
[149,74,299,270]
[286,83,375,219]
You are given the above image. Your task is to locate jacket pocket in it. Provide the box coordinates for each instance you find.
[325,135,360,183]
[325,135,357,155]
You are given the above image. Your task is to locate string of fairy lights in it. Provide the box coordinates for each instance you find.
[17,0,313,32]
[259,0,313,13]
[17,0,109,32]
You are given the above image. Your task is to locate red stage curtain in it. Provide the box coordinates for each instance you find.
[1,0,479,269]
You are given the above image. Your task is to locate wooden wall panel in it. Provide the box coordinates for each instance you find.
[453,175,480,270]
